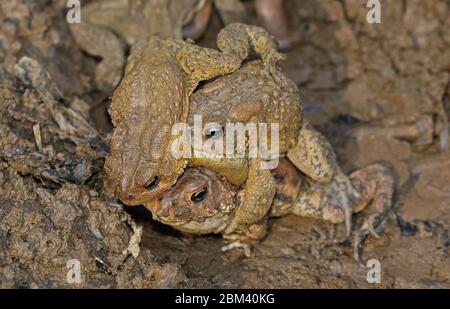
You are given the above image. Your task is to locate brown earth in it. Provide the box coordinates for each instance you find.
[0,0,449,288]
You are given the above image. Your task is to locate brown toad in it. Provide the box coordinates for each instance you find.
[103,24,286,207]
[143,60,382,240]
[71,0,213,90]
[147,159,394,264]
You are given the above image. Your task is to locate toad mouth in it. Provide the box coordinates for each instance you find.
[151,213,190,226]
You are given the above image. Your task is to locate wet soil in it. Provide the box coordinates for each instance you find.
[0,0,449,288]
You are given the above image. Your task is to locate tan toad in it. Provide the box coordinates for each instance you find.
[148,160,394,264]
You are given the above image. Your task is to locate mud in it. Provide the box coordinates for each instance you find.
[0,1,183,288]
[0,0,449,288]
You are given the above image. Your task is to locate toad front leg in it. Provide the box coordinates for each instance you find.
[224,158,276,235]
[173,23,286,91]
[217,23,287,83]
[222,216,269,257]
[70,22,125,91]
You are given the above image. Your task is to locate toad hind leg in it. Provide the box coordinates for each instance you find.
[350,164,395,266]
[173,23,286,91]
[70,23,125,91]
[287,120,339,184]
[287,120,357,235]
[217,23,286,83]
[292,164,395,266]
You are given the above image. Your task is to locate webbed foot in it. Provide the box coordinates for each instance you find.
[293,164,394,265]
[349,164,395,266]
[261,48,287,85]
[216,23,287,85]
[221,240,253,258]
[222,233,253,257]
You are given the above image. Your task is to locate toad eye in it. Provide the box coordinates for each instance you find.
[204,124,223,139]
[190,187,208,203]
[145,175,160,190]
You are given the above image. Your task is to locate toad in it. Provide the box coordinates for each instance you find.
[147,159,394,264]
[142,60,391,240]
[103,25,286,210]
[71,0,213,90]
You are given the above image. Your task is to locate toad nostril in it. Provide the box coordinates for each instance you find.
[128,193,135,200]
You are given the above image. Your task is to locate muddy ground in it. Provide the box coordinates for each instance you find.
[0,0,449,288]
